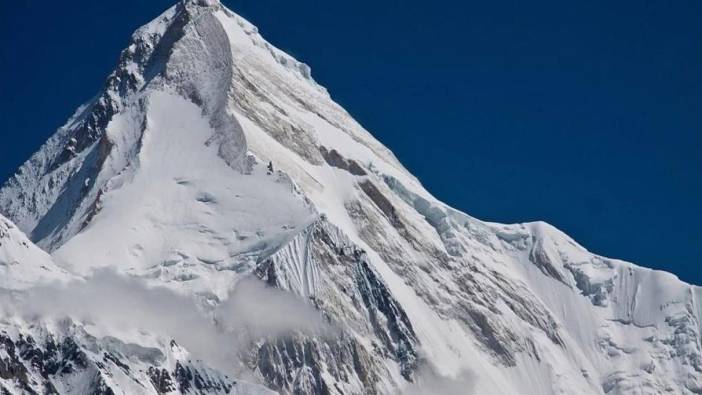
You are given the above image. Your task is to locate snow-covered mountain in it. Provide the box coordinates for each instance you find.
[1,0,701,393]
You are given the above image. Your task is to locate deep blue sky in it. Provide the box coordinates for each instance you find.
[1,1,700,283]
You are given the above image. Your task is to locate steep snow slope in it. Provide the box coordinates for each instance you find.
[1,0,701,394]
[53,89,315,298]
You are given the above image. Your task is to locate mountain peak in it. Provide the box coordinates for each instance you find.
[1,2,701,394]
[181,0,220,7]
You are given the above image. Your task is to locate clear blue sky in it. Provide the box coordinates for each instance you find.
[1,1,700,283]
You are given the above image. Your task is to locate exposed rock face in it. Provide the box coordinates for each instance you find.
[319,147,367,176]
[0,1,701,394]
[253,220,419,393]
[0,329,263,395]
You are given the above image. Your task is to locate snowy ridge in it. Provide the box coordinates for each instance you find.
[1,0,701,394]
[0,214,70,290]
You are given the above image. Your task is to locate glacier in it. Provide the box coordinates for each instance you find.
[0,0,700,394]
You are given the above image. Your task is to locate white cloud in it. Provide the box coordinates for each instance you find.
[0,270,332,372]
[404,366,475,395]
[217,277,334,336]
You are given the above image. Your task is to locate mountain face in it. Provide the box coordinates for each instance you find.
[1,0,701,394]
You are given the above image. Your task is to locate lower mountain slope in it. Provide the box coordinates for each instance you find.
[1,214,274,395]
